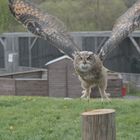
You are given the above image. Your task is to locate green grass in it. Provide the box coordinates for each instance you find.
[128,91,140,97]
[0,96,139,140]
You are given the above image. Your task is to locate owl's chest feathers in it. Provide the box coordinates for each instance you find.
[77,67,103,84]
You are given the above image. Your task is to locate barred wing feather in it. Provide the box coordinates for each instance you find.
[99,0,140,60]
[8,0,79,58]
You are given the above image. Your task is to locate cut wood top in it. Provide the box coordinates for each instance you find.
[82,109,115,116]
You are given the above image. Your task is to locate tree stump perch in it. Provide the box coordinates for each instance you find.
[82,109,116,140]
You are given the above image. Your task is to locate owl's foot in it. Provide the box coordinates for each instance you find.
[105,93,111,102]
[101,93,111,103]
[106,97,111,102]
[81,95,90,103]
[81,93,87,98]
[81,90,87,98]
[100,97,111,103]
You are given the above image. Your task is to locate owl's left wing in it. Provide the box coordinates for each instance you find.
[8,0,80,59]
[99,0,140,60]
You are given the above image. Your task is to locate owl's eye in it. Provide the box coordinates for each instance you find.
[87,55,92,60]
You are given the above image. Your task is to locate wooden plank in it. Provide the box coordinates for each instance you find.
[15,79,48,96]
[0,78,15,95]
[67,60,82,98]
[48,59,67,97]
[0,69,47,79]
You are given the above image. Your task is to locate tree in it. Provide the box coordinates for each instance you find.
[123,0,137,8]
[0,0,130,32]
[0,0,25,33]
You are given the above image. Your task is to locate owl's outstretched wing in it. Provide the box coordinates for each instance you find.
[99,0,140,60]
[8,0,79,58]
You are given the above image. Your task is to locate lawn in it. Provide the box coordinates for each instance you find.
[0,96,139,140]
[128,91,140,97]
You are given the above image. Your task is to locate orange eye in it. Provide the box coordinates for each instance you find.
[87,56,92,60]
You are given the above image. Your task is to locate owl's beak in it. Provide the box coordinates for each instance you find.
[83,61,87,65]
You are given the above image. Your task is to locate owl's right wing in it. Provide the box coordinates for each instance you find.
[8,0,80,59]
[99,0,140,60]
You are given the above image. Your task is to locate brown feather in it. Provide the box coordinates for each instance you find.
[99,0,140,60]
[9,0,79,58]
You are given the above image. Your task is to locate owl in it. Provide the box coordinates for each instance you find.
[9,0,140,100]
[73,51,110,100]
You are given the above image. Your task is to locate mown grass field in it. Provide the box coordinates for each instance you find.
[0,96,139,140]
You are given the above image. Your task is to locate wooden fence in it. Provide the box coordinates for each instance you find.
[0,31,140,74]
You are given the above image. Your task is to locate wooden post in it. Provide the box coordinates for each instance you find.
[82,109,116,140]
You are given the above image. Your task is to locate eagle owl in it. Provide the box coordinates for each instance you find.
[73,51,110,100]
[9,0,140,100]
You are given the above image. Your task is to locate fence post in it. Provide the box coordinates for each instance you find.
[81,109,116,140]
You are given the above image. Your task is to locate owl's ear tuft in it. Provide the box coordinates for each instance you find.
[89,53,94,58]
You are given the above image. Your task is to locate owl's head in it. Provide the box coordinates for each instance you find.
[73,51,98,72]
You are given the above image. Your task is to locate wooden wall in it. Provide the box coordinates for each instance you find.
[0,78,48,96]
[47,57,82,98]
[48,59,67,97]
[16,79,48,96]
[0,78,15,96]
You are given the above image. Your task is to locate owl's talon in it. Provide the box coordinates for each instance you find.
[80,94,86,98]
[107,98,111,102]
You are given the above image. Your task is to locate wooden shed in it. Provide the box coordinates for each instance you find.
[46,56,82,98]
[46,56,123,98]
